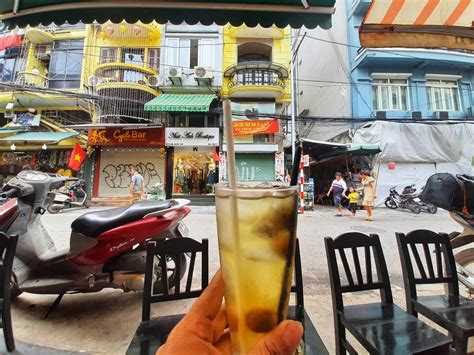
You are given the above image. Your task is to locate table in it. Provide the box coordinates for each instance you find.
[126,305,328,354]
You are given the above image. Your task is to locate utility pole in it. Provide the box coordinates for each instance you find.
[290,29,303,164]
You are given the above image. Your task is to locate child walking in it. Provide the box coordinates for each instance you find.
[347,187,360,218]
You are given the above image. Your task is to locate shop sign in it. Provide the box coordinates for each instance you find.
[275,152,285,182]
[165,128,219,146]
[219,152,227,182]
[88,128,165,147]
[302,154,310,167]
[232,119,279,136]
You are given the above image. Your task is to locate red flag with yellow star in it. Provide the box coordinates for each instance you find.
[68,143,86,171]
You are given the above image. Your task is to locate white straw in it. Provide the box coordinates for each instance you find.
[223,99,237,188]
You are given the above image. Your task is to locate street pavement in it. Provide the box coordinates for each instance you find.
[10,205,461,354]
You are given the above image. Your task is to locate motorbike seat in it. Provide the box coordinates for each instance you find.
[71,200,173,238]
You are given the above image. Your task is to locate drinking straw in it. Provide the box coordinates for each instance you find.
[223,99,237,188]
[277,145,302,323]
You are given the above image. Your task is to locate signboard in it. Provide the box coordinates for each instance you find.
[275,151,284,182]
[218,152,227,182]
[303,154,310,167]
[88,128,165,147]
[232,119,280,136]
[11,113,41,127]
[165,127,219,146]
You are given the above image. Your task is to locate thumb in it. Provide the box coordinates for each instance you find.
[249,320,303,355]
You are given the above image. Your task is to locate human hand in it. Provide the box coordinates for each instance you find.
[157,271,303,355]
[327,192,330,197]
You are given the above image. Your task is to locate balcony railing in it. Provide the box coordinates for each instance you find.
[93,62,159,92]
[15,71,49,87]
[224,62,288,93]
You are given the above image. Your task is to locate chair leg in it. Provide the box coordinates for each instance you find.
[335,319,346,355]
[452,334,468,355]
[2,304,15,352]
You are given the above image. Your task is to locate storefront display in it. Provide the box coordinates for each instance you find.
[173,148,216,195]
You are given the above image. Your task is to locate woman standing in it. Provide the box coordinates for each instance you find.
[360,170,376,221]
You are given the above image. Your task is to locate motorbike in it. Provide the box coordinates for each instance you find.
[384,185,422,214]
[410,185,438,214]
[47,180,89,214]
[0,170,190,304]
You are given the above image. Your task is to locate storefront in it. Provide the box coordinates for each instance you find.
[89,127,167,198]
[165,127,219,195]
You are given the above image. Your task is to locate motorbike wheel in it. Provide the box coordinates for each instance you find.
[427,205,438,214]
[385,198,398,209]
[84,201,90,209]
[153,253,188,294]
[409,204,421,214]
[47,204,61,214]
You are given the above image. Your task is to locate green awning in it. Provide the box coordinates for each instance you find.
[0,1,335,29]
[0,131,78,142]
[145,94,216,112]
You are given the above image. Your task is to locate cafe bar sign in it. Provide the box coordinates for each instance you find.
[88,128,165,147]
[165,127,219,146]
[232,119,279,136]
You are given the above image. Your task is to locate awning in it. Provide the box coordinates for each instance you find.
[301,138,381,160]
[145,94,216,112]
[0,34,21,50]
[0,131,78,142]
[0,1,336,29]
[360,0,473,51]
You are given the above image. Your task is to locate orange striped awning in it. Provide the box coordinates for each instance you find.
[360,0,474,50]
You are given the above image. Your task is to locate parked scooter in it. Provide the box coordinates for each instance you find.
[410,185,438,214]
[47,180,89,214]
[0,170,190,305]
[385,185,422,214]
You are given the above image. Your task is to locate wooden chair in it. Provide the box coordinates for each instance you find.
[127,237,209,355]
[397,229,474,355]
[0,232,18,352]
[325,232,451,355]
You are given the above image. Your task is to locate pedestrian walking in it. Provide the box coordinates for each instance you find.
[360,170,376,221]
[347,187,360,218]
[327,172,347,217]
[129,166,144,203]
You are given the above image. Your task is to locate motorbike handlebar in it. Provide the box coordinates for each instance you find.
[1,189,18,199]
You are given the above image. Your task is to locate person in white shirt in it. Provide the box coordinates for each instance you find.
[327,172,348,216]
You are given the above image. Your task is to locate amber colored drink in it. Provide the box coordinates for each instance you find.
[215,183,298,353]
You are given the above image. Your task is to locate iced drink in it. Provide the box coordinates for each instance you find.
[215,183,298,353]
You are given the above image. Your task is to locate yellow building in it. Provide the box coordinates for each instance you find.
[221,25,292,182]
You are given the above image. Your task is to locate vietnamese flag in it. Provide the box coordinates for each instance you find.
[68,143,87,171]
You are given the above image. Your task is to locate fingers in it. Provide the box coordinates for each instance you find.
[212,304,228,342]
[186,270,224,321]
[214,330,232,354]
[249,320,303,355]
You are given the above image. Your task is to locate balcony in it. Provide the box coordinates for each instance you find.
[224,61,288,99]
[92,62,159,96]
[15,71,49,87]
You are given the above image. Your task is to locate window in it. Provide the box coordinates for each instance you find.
[426,79,460,111]
[99,47,118,64]
[372,78,409,111]
[121,48,144,66]
[0,54,18,82]
[165,38,214,69]
[49,40,84,89]
[147,48,160,71]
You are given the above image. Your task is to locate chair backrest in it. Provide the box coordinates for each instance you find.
[290,239,304,308]
[325,232,392,311]
[0,233,18,300]
[396,229,458,302]
[142,237,209,321]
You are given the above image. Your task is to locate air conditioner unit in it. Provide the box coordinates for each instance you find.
[194,66,214,79]
[146,75,162,87]
[87,75,101,87]
[166,67,183,78]
[467,107,473,119]
[433,111,449,120]
[412,111,422,120]
[4,110,14,119]
[375,111,386,119]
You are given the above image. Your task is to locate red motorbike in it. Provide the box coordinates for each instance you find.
[0,170,190,303]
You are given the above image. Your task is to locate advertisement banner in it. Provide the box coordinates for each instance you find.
[88,128,165,147]
[275,151,285,182]
[165,127,219,146]
[232,119,280,136]
[218,152,227,182]
[11,113,41,127]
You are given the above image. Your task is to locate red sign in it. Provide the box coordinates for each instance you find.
[88,128,165,147]
[232,119,279,136]
[0,35,21,51]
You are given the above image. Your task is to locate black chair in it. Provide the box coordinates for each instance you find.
[325,232,451,355]
[0,232,18,352]
[127,237,209,355]
[397,229,474,355]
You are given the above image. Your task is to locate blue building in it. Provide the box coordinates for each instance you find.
[348,0,473,121]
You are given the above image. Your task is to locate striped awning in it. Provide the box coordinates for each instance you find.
[145,94,216,112]
[360,0,474,51]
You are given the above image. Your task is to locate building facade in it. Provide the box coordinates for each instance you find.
[221,25,292,182]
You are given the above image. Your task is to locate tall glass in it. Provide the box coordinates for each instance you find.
[215,183,299,353]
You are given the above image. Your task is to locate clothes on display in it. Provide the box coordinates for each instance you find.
[174,152,218,195]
